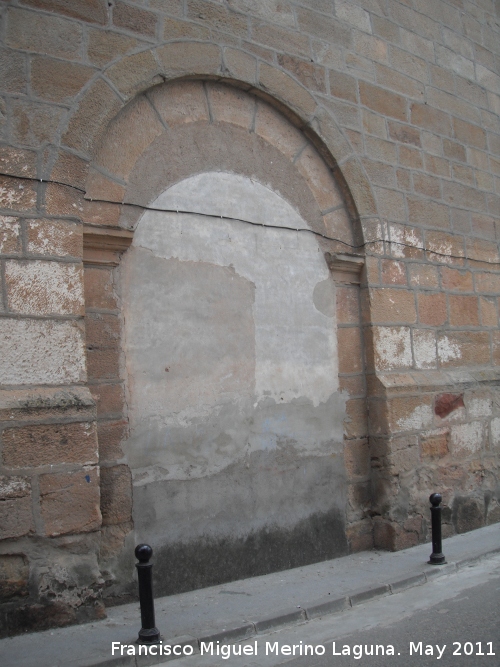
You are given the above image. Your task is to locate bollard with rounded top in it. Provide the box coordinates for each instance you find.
[428,493,446,565]
[135,544,160,643]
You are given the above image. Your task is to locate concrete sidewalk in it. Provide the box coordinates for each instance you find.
[1,524,499,667]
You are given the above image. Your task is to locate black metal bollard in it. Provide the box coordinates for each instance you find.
[427,493,446,565]
[135,544,160,643]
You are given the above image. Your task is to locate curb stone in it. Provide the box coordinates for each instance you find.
[5,540,500,667]
[349,583,390,606]
[389,572,426,593]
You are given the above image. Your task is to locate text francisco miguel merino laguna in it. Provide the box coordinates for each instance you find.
[112,639,496,659]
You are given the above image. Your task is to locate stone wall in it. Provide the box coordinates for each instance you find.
[0,0,499,636]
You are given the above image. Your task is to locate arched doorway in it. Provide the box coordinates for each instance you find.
[84,80,368,597]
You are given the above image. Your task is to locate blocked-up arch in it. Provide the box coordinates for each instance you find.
[83,78,371,598]
[54,42,378,227]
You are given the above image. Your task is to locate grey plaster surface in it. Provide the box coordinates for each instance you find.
[111,172,348,595]
[1,524,498,667]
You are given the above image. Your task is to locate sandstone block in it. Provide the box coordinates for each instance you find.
[408,196,450,228]
[89,383,124,418]
[336,286,360,324]
[6,3,83,60]
[410,102,451,136]
[295,7,351,47]
[413,328,437,369]
[359,81,407,121]
[19,0,107,24]
[11,99,65,148]
[344,439,370,479]
[208,83,255,129]
[27,219,82,258]
[30,57,95,104]
[441,267,473,291]
[454,117,486,149]
[425,153,451,177]
[296,145,342,211]
[0,176,37,213]
[388,395,433,434]
[163,17,211,41]
[50,151,89,190]
[87,348,120,381]
[341,157,378,217]
[449,422,485,458]
[100,465,132,526]
[223,47,257,84]
[155,42,222,80]
[254,101,306,160]
[87,28,138,68]
[437,331,491,367]
[93,94,165,182]
[84,267,117,310]
[62,79,123,155]
[2,422,98,469]
[0,46,27,94]
[339,375,365,398]
[380,260,406,285]
[0,216,21,255]
[370,287,416,324]
[0,145,37,180]
[372,326,413,370]
[0,319,86,385]
[97,420,127,462]
[474,271,500,294]
[479,297,498,327]
[448,294,479,326]
[346,519,373,552]
[85,171,125,203]
[421,429,449,459]
[0,554,29,602]
[113,1,158,38]
[426,230,465,265]
[467,238,500,265]
[408,263,439,288]
[443,180,486,211]
[5,260,84,316]
[259,62,317,118]
[99,520,133,561]
[443,137,466,162]
[277,54,326,94]
[148,80,209,129]
[0,476,34,540]
[417,293,448,326]
[338,326,363,374]
[40,468,101,537]
[344,398,368,438]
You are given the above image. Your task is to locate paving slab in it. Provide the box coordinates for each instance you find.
[0,524,498,667]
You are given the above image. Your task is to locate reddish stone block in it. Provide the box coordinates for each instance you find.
[0,476,34,539]
[39,468,101,537]
[2,422,98,468]
[100,465,132,526]
[448,294,479,326]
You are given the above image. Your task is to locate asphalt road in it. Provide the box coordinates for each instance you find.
[166,553,500,667]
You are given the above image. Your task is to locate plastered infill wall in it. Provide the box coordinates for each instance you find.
[0,0,499,636]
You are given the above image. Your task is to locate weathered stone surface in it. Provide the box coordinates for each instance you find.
[39,468,101,537]
[0,555,29,602]
[0,319,86,385]
[100,465,132,526]
[0,477,34,540]
[5,260,84,316]
[2,422,98,469]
